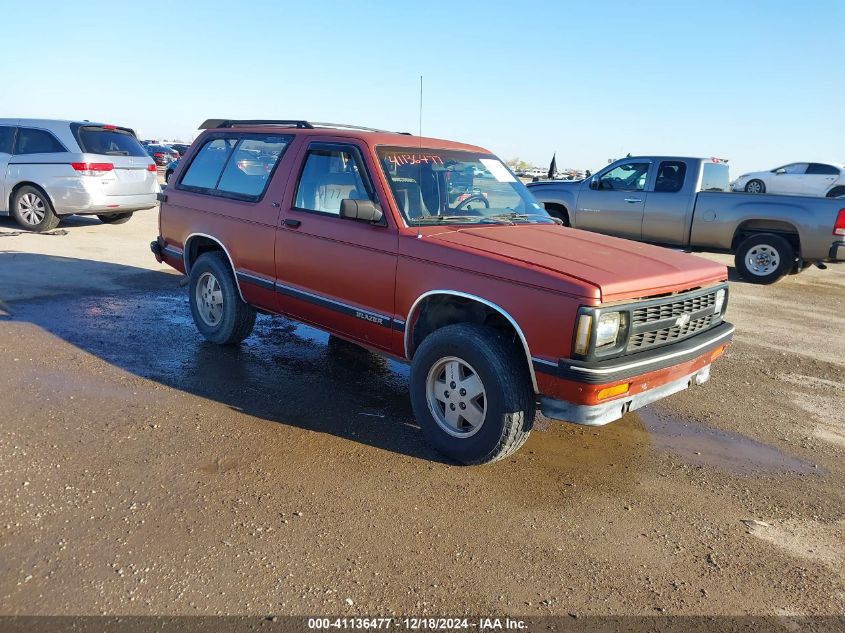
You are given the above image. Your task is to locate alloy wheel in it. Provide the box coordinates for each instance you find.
[425,356,487,438]
[195,272,224,326]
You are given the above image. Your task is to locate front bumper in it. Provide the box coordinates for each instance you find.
[535,322,733,426]
[829,241,845,262]
[541,365,711,426]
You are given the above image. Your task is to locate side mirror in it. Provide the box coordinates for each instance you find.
[775,168,786,175]
[340,199,383,224]
[589,178,600,190]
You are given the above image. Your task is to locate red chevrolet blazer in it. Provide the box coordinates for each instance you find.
[152,119,734,464]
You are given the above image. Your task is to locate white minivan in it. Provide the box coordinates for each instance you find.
[0,119,159,231]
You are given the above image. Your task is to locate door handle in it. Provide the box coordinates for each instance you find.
[284,218,301,228]
[624,198,643,203]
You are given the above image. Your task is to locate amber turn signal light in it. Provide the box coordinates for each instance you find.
[596,383,630,401]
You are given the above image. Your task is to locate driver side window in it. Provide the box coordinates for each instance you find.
[598,162,650,191]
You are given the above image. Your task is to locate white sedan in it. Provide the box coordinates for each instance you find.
[731,162,845,198]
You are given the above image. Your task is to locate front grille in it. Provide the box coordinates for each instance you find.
[626,287,721,353]
[631,292,716,325]
[628,314,714,351]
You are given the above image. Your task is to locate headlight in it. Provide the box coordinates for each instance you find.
[595,312,621,348]
[714,288,726,315]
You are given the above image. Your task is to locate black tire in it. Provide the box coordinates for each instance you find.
[409,323,535,465]
[11,185,60,232]
[97,212,134,224]
[826,186,845,198]
[744,179,766,194]
[734,233,794,284]
[165,170,173,183]
[188,251,256,345]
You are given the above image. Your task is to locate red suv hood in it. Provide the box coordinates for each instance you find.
[424,224,727,301]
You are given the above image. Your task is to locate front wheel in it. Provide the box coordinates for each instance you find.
[734,233,794,284]
[11,186,60,232]
[744,179,766,194]
[826,186,845,198]
[188,251,256,345]
[410,323,535,464]
[98,212,134,224]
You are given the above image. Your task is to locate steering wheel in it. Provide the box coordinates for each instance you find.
[454,194,490,212]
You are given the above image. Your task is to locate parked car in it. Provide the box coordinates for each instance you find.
[168,143,191,156]
[165,159,180,183]
[731,162,845,198]
[0,118,159,231]
[152,119,733,465]
[145,144,180,166]
[527,157,845,284]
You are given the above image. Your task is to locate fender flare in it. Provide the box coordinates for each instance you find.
[183,233,246,302]
[404,289,539,393]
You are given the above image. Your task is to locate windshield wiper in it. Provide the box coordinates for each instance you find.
[409,215,511,225]
[486,212,556,224]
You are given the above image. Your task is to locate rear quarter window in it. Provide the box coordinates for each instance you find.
[15,128,66,154]
[178,135,292,201]
[77,127,147,157]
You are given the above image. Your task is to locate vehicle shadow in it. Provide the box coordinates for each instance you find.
[0,252,448,463]
[0,214,108,234]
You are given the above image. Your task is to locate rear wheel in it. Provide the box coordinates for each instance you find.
[98,212,134,224]
[734,233,794,284]
[11,186,60,232]
[188,251,256,345]
[744,179,766,194]
[826,186,845,198]
[410,323,535,464]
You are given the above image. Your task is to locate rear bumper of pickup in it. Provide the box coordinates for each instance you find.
[829,241,845,262]
[535,322,734,426]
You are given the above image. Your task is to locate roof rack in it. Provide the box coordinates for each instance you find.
[199,119,412,135]
[199,119,314,130]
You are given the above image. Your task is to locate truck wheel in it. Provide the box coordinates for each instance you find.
[11,186,60,232]
[735,234,794,284]
[410,323,535,465]
[98,212,134,224]
[188,251,256,345]
[744,179,765,194]
[826,186,845,198]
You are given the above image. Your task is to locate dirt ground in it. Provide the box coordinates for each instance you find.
[0,208,843,618]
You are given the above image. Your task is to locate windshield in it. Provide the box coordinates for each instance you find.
[376,146,553,225]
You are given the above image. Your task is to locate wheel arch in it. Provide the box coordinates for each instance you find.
[8,181,57,213]
[404,290,539,393]
[542,202,570,225]
[183,233,245,301]
[731,219,801,255]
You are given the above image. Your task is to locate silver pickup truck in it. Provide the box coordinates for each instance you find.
[527,156,845,284]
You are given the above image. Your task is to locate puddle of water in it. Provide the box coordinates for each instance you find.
[637,408,819,475]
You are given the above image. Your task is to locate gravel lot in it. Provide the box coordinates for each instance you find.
[0,208,843,617]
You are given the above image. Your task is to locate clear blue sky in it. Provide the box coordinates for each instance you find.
[5,0,843,176]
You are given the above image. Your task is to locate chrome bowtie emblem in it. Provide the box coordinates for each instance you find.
[675,313,691,327]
